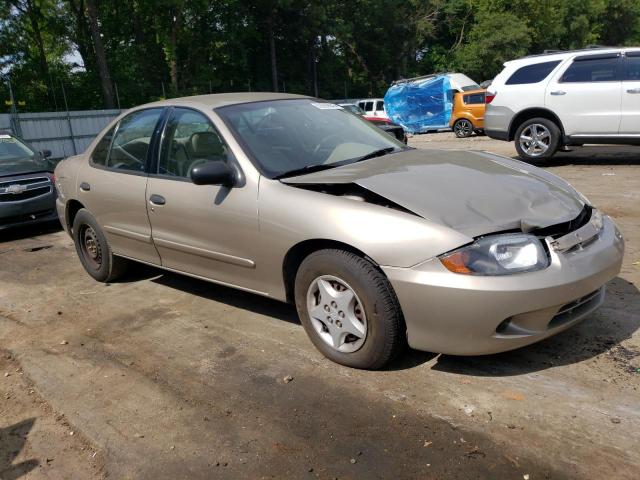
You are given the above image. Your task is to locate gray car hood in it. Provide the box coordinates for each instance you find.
[281,149,585,237]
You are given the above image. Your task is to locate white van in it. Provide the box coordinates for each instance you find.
[357,98,388,119]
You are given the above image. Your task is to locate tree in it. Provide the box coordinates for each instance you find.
[85,0,115,107]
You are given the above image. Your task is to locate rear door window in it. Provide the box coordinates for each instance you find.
[560,54,621,82]
[364,101,374,112]
[107,109,163,172]
[624,52,640,80]
[376,100,384,111]
[505,61,561,85]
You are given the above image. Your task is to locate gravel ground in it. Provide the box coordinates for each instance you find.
[1,132,639,479]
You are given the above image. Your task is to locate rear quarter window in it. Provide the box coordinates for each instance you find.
[463,93,485,104]
[505,61,561,85]
[90,127,115,166]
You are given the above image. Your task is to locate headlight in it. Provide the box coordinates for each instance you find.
[440,234,549,275]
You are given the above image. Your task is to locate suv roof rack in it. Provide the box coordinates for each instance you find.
[523,45,619,59]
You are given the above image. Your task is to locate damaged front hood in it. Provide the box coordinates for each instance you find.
[281,149,585,237]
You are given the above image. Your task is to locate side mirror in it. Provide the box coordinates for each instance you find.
[190,161,236,187]
[41,149,52,158]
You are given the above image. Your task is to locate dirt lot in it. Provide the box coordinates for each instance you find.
[1,133,639,479]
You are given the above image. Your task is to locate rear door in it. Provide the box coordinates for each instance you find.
[373,100,386,118]
[76,108,164,264]
[619,50,640,134]
[545,52,622,135]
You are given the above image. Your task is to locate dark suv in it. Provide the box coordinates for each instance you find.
[0,132,58,230]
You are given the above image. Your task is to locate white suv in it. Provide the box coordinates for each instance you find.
[485,47,640,162]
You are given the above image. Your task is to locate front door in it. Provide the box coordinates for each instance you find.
[619,51,640,134]
[146,107,261,291]
[76,108,164,265]
[545,52,622,135]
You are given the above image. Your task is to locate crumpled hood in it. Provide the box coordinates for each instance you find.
[281,149,585,237]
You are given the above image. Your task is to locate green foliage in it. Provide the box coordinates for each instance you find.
[1,0,640,111]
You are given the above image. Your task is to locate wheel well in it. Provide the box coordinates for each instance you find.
[65,199,85,233]
[508,108,564,141]
[282,239,369,303]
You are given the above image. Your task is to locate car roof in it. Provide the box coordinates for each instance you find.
[505,47,640,66]
[137,92,312,110]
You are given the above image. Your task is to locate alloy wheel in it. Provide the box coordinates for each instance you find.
[519,123,551,157]
[454,119,473,138]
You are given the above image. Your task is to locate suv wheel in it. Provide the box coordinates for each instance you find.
[453,119,474,138]
[514,117,560,162]
[294,249,404,369]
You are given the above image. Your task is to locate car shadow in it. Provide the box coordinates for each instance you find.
[148,267,300,325]
[118,266,638,374]
[0,418,39,479]
[516,145,640,167]
[431,276,640,377]
[0,221,61,244]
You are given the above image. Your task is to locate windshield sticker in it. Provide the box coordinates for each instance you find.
[311,102,343,110]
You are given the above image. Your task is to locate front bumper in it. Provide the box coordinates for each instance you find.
[382,216,624,355]
[0,175,58,230]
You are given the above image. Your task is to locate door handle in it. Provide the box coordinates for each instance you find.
[149,194,166,206]
[550,90,566,96]
[79,182,90,191]
[626,88,640,94]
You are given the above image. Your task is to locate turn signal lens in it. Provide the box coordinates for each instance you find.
[440,251,472,274]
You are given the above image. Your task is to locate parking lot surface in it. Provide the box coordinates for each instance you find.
[1,133,639,479]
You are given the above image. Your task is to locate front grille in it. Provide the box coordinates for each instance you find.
[0,176,52,203]
[547,288,603,329]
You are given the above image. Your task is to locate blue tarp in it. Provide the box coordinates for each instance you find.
[383,75,453,134]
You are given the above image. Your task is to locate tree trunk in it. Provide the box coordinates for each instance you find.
[24,0,49,81]
[268,17,278,92]
[169,10,181,91]
[85,0,115,108]
[67,0,94,72]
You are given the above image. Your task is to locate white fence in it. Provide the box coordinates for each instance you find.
[0,109,122,160]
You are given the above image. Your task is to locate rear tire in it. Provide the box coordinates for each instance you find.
[72,208,128,282]
[294,249,405,369]
[453,119,474,138]
[514,117,560,163]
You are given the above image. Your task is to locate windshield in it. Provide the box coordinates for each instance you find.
[341,104,365,115]
[217,99,406,178]
[0,134,48,176]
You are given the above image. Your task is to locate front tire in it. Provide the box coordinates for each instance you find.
[514,117,560,162]
[294,249,404,369]
[453,119,474,138]
[72,208,128,282]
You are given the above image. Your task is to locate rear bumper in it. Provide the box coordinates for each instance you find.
[383,216,624,355]
[484,105,514,141]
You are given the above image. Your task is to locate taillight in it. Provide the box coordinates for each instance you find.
[485,93,496,104]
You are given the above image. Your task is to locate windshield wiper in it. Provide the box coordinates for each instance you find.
[273,163,337,180]
[353,147,396,163]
